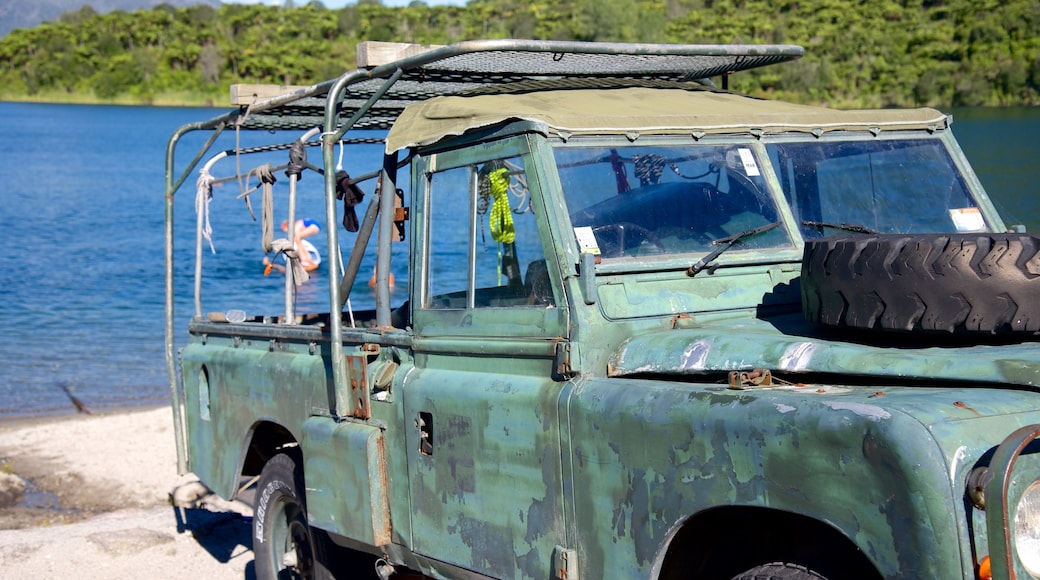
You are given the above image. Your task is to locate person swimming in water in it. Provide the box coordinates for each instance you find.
[264,218,322,274]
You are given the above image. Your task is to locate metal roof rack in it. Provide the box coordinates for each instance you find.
[224,39,805,133]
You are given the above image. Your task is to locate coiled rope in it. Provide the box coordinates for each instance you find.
[487,168,514,244]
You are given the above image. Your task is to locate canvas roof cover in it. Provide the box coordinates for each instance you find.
[386,85,949,152]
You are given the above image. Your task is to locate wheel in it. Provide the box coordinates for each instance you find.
[731,562,829,580]
[253,452,332,580]
[801,233,1040,334]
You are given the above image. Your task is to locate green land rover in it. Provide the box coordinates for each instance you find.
[164,40,1040,580]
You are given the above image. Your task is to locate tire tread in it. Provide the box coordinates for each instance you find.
[802,234,1040,334]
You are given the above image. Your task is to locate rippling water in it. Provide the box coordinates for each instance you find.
[0,101,1036,419]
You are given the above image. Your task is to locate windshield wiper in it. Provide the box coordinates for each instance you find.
[686,221,781,277]
[802,220,877,234]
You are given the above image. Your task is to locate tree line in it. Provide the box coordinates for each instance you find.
[0,0,1037,108]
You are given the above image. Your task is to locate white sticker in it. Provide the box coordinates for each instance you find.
[949,207,986,232]
[574,226,601,255]
[737,148,761,177]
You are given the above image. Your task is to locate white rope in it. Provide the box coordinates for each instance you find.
[196,168,216,254]
[337,246,355,328]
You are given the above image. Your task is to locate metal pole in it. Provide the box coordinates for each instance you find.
[376,169,395,327]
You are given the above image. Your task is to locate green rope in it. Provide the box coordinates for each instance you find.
[488,168,515,244]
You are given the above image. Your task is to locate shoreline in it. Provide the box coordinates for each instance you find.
[0,93,221,108]
[0,402,172,430]
[0,405,253,578]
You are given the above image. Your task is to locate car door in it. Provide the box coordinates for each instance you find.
[402,134,571,578]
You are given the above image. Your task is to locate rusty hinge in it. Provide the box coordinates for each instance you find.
[343,352,371,419]
[553,341,578,381]
[728,369,772,390]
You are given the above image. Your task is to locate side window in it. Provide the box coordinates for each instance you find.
[425,156,554,309]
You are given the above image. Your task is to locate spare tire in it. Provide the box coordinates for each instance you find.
[801,233,1040,334]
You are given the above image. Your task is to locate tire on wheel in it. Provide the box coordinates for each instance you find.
[253,451,333,580]
[731,562,829,580]
[801,233,1040,334]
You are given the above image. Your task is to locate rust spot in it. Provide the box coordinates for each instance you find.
[954,401,983,417]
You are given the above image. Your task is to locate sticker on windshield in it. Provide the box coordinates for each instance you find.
[574,226,601,255]
[737,148,761,177]
[949,207,986,232]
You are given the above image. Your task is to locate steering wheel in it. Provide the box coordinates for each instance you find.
[725,171,774,218]
[592,222,664,257]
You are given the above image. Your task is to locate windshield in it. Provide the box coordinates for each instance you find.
[555,143,792,260]
[766,138,989,238]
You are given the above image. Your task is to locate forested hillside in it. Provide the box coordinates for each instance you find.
[1,0,1037,108]
[0,0,218,38]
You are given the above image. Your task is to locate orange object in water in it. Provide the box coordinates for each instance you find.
[369,266,395,287]
[978,555,992,580]
[264,262,273,276]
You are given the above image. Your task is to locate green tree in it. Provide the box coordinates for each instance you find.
[1,0,1037,107]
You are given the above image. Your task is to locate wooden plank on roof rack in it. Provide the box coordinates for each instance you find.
[357,41,445,68]
[230,84,309,105]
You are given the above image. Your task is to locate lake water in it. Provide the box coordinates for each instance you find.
[0,101,1037,419]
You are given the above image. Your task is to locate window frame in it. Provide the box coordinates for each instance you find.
[410,134,567,339]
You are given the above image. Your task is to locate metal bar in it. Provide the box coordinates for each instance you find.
[172,123,227,195]
[164,125,191,475]
[356,39,805,82]
[376,168,395,327]
[467,167,478,309]
[285,171,298,321]
[985,424,1040,580]
[323,73,353,419]
[332,67,405,143]
[193,184,206,319]
[164,113,240,475]
[285,127,322,324]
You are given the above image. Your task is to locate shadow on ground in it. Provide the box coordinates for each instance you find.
[174,506,256,579]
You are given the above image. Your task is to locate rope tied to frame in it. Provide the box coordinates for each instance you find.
[269,238,310,285]
[286,139,307,180]
[252,164,277,253]
[196,168,216,254]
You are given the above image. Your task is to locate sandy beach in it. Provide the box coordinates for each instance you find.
[0,406,254,578]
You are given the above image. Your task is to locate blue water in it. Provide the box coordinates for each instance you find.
[0,101,1037,419]
[949,107,1040,232]
[0,103,212,417]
